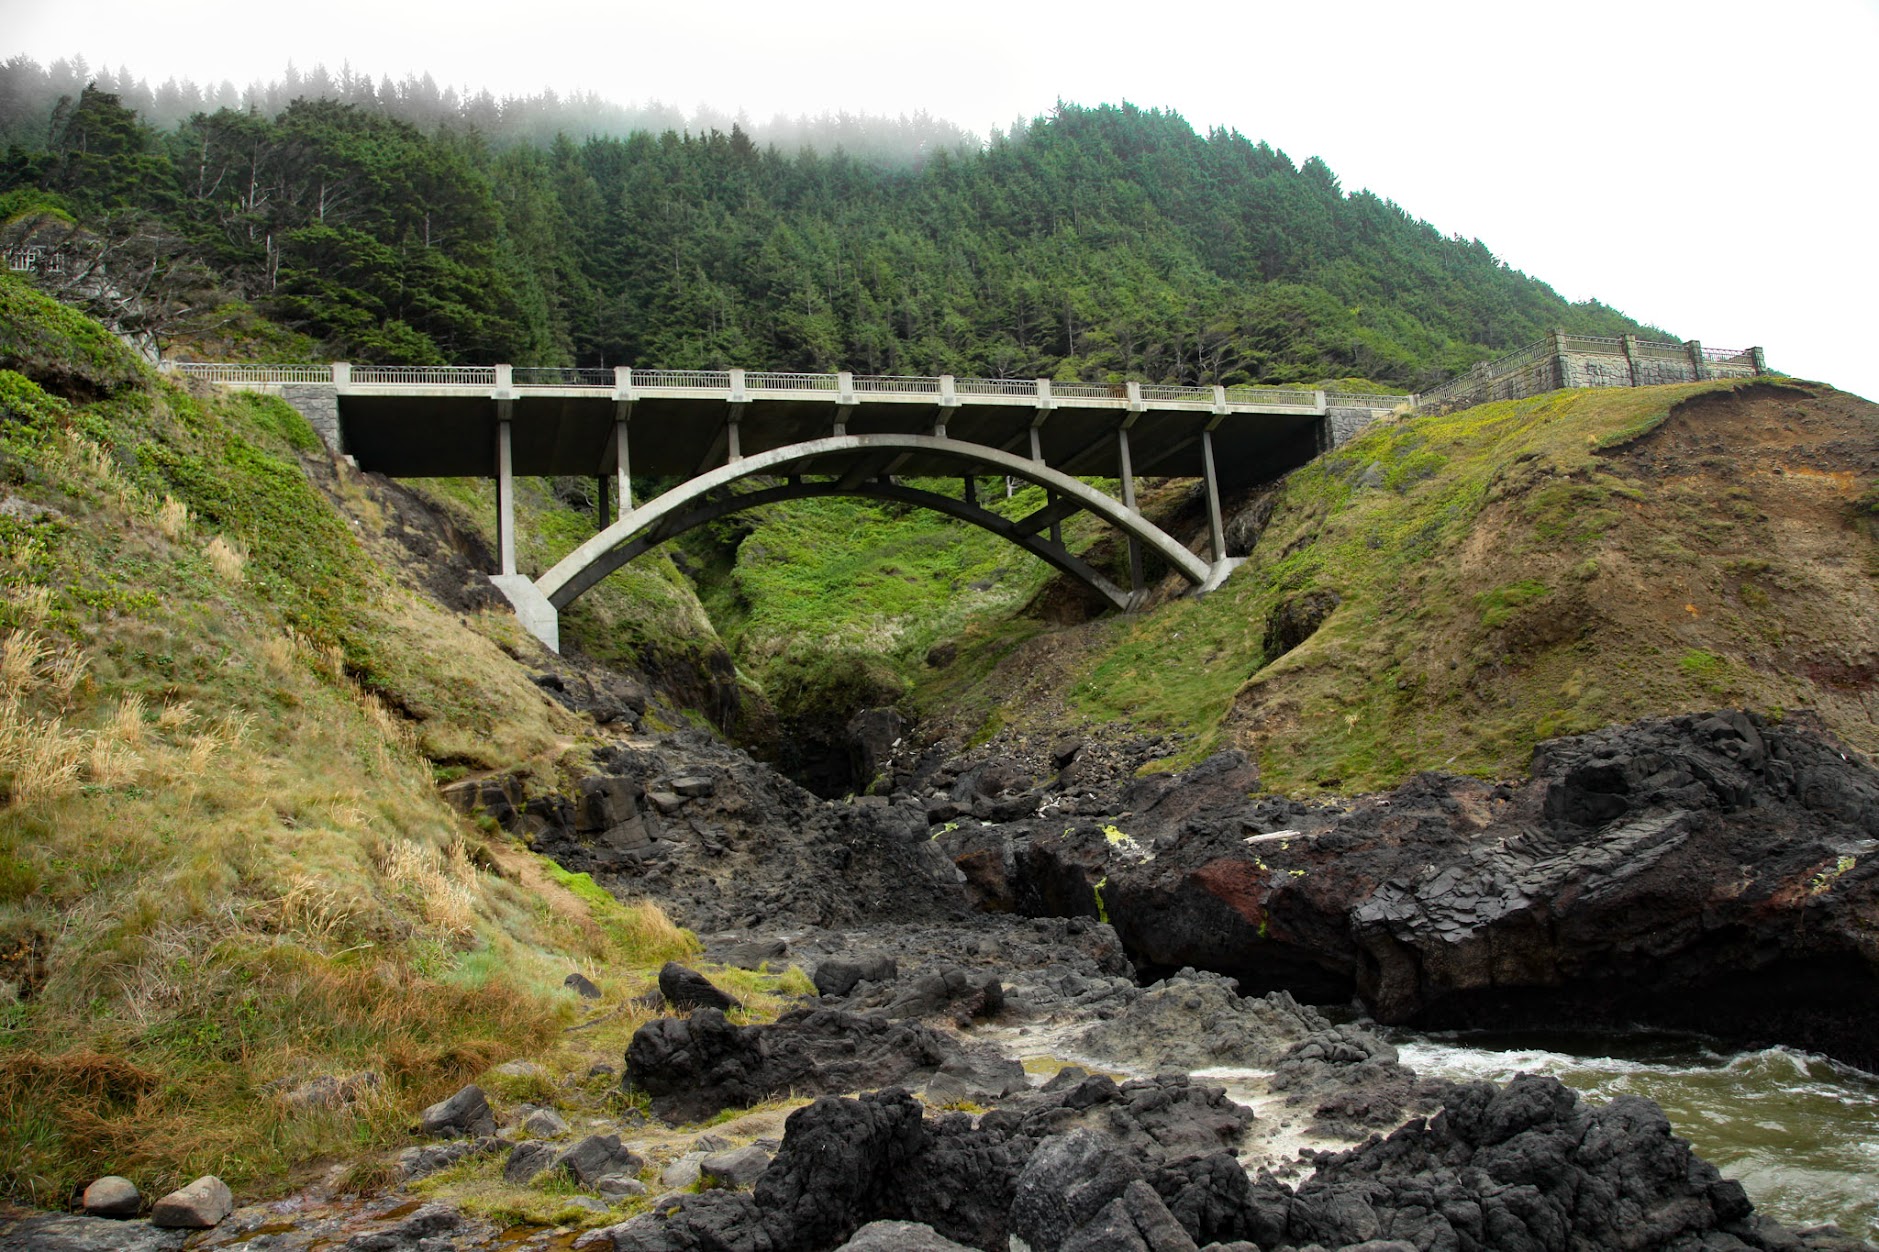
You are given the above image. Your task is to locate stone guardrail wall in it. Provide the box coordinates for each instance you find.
[1415,330,1768,415]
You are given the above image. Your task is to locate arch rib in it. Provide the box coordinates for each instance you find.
[536,433,1211,611]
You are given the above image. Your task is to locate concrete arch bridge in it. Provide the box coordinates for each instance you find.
[172,362,1408,651]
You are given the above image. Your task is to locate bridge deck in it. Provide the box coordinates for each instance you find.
[171,365,1408,482]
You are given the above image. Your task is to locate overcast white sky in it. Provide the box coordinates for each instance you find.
[9,0,1878,399]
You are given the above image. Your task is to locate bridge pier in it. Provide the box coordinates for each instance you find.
[495,411,517,576]
[1117,420,1145,599]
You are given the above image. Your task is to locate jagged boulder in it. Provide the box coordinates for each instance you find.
[623,1007,958,1123]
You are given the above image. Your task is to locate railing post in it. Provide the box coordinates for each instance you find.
[494,363,514,399]
[1212,384,1229,417]
[1686,340,1708,381]
[836,371,855,435]
[1621,334,1642,387]
[332,362,352,387]
[612,365,637,402]
[1126,380,1145,415]
[726,369,747,462]
[936,374,959,437]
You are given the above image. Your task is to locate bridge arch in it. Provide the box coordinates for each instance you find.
[507,433,1231,652]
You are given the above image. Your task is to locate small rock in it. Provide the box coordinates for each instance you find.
[699,1145,771,1189]
[399,1136,499,1180]
[493,1060,549,1080]
[504,1140,559,1184]
[660,1152,704,1189]
[586,1062,616,1079]
[81,1176,139,1217]
[557,1134,643,1187]
[715,938,789,970]
[594,1174,649,1199]
[148,1176,233,1229]
[837,1220,978,1250]
[646,790,687,814]
[693,1133,732,1153]
[522,1108,570,1138]
[417,1084,495,1138]
[562,1196,611,1215]
[812,954,898,997]
[565,972,603,999]
[658,962,737,1011]
[670,775,716,798]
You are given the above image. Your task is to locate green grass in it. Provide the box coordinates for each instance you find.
[1049,379,1841,789]
[0,278,727,1206]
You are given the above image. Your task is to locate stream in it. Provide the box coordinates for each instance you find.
[1387,1029,1879,1241]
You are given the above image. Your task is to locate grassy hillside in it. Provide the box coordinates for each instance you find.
[889,379,1879,791]
[0,274,774,1209]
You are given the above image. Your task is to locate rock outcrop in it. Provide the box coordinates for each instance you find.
[584,1075,1843,1252]
[989,711,1879,1069]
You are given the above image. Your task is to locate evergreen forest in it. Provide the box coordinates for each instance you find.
[0,56,1663,389]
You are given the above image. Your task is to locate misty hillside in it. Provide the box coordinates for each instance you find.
[0,76,1659,387]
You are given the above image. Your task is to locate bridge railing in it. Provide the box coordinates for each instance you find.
[1139,383,1213,403]
[854,375,940,394]
[354,365,498,386]
[1324,391,1414,410]
[168,361,1421,414]
[514,366,613,386]
[955,378,1041,398]
[633,369,732,389]
[170,363,334,384]
[747,372,839,392]
[1226,386,1321,406]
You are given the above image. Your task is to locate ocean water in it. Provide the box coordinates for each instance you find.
[1388,1029,1879,1241]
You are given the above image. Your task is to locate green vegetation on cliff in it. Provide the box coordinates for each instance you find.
[0,275,731,1205]
[896,378,1877,791]
[2,79,1658,386]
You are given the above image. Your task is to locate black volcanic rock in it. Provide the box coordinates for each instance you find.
[1004,711,1879,1069]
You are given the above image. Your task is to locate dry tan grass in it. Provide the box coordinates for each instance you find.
[156,495,189,541]
[376,835,479,939]
[204,535,246,581]
[5,584,53,628]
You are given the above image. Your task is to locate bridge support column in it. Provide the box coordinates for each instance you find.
[1029,425,1061,544]
[487,406,560,652]
[495,410,516,576]
[1201,428,1226,564]
[1118,426,1144,597]
[611,415,633,512]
